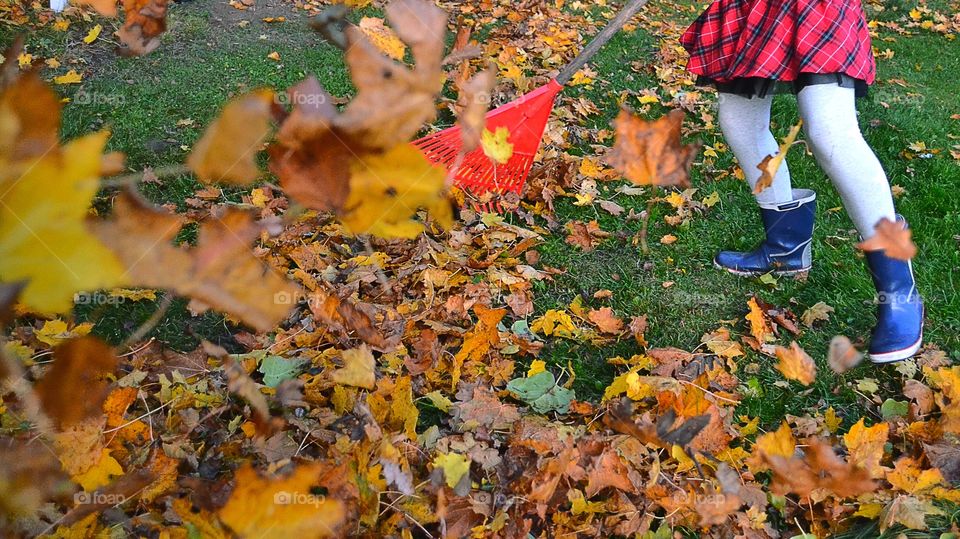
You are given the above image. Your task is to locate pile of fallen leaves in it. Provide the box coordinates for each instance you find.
[2,0,959,537]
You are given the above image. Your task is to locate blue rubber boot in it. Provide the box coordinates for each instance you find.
[864,217,924,363]
[714,189,816,276]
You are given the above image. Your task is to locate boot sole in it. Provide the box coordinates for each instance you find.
[868,334,923,364]
[868,311,925,364]
[713,259,811,277]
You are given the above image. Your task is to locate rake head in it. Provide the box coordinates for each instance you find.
[413,79,564,212]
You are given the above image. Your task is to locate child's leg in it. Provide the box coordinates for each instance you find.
[796,84,896,238]
[717,92,794,204]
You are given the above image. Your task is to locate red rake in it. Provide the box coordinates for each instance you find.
[413,0,650,212]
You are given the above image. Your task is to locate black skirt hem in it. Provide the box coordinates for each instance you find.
[696,73,869,99]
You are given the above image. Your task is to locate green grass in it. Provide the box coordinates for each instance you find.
[509,0,960,428]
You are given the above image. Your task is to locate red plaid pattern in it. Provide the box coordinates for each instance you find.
[680,0,876,85]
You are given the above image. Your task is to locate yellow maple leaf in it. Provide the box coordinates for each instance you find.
[844,418,889,478]
[755,422,796,459]
[331,345,376,389]
[73,449,124,491]
[53,19,71,32]
[34,319,94,346]
[481,126,514,165]
[452,305,506,389]
[531,309,579,338]
[218,463,344,538]
[0,132,126,313]
[340,144,451,239]
[53,69,83,84]
[17,53,32,68]
[83,24,102,44]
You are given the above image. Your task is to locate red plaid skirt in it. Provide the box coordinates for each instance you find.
[680,0,876,87]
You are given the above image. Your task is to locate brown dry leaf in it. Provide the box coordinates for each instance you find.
[91,192,299,332]
[775,341,817,386]
[584,448,638,497]
[565,220,610,251]
[858,218,917,260]
[844,419,889,479]
[452,386,520,431]
[607,108,700,188]
[187,89,274,185]
[801,301,834,328]
[34,336,117,429]
[268,77,360,213]
[828,335,863,373]
[308,288,390,350]
[754,121,802,194]
[218,462,344,537]
[762,439,876,498]
[0,71,61,161]
[116,0,169,57]
[588,307,624,334]
[456,66,496,152]
[336,0,446,148]
[629,314,648,347]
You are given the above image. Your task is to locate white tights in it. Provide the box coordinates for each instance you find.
[717,83,896,238]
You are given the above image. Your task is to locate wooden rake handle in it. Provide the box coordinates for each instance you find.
[555,0,651,86]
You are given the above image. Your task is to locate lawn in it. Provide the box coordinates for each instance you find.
[2,0,959,535]
[9,0,958,431]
